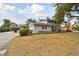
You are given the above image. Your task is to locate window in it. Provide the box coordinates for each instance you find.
[42,25,47,29]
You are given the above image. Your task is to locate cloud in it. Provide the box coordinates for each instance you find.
[18,6,31,14]
[31,4,48,17]
[18,9,27,14]
[0,3,16,14]
[18,4,48,17]
[34,12,48,17]
[31,4,44,13]
[5,17,26,25]
[11,18,25,24]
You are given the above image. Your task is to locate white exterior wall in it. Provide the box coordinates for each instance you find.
[69,17,79,25]
[28,23,36,33]
[33,26,52,33]
[29,23,52,33]
[28,23,39,33]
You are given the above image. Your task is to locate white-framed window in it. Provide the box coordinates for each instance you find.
[42,25,47,29]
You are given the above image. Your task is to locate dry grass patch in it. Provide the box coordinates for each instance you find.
[6,32,79,56]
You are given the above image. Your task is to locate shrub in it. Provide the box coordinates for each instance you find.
[19,28,30,36]
[74,25,79,31]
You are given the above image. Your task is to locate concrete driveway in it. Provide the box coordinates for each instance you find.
[0,31,19,56]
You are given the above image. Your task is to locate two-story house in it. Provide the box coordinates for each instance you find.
[28,19,59,33]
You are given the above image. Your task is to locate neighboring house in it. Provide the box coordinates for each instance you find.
[28,19,59,33]
[10,22,18,30]
[61,6,79,31]
[65,6,79,25]
[19,24,28,28]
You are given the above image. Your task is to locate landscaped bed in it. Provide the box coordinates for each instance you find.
[6,32,79,56]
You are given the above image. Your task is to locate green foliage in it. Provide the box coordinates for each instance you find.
[53,3,79,24]
[1,19,18,32]
[74,25,79,30]
[0,27,3,32]
[27,19,37,24]
[1,19,11,32]
[3,19,10,23]
[19,28,30,36]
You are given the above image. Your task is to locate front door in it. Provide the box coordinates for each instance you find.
[52,26,54,32]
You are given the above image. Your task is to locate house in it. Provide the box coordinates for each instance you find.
[61,6,79,31]
[10,22,19,30]
[28,19,59,33]
[10,22,18,28]
[65,6,79,25]
[19,24,28,28]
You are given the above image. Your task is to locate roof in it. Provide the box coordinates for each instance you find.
[39,19,46,21]
[39,19,56,22]
[10,22,18,26]
[33,23,55,26]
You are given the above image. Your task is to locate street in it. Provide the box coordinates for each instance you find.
[0,31,19,56]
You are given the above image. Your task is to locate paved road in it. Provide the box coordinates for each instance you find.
[0,31,19,56]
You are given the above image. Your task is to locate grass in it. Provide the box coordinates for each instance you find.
[6,32,79,56]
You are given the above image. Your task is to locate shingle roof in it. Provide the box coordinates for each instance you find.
[33,23,55,26]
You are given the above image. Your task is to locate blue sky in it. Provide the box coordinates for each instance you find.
[0,3,55,26]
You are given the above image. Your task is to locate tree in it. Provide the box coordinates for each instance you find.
[3,19,10,23]
[1,19,11,31]
[26,19,37,24]
[53,3,79,24]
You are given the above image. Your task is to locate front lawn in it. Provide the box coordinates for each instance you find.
[6,32,79,56]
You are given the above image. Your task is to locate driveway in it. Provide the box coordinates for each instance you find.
[0,31,19,56]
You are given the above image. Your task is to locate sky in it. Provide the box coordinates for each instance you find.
[0,3,55,26]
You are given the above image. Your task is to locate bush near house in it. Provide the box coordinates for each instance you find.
[19,28,30,36]
[74,25,79,31]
